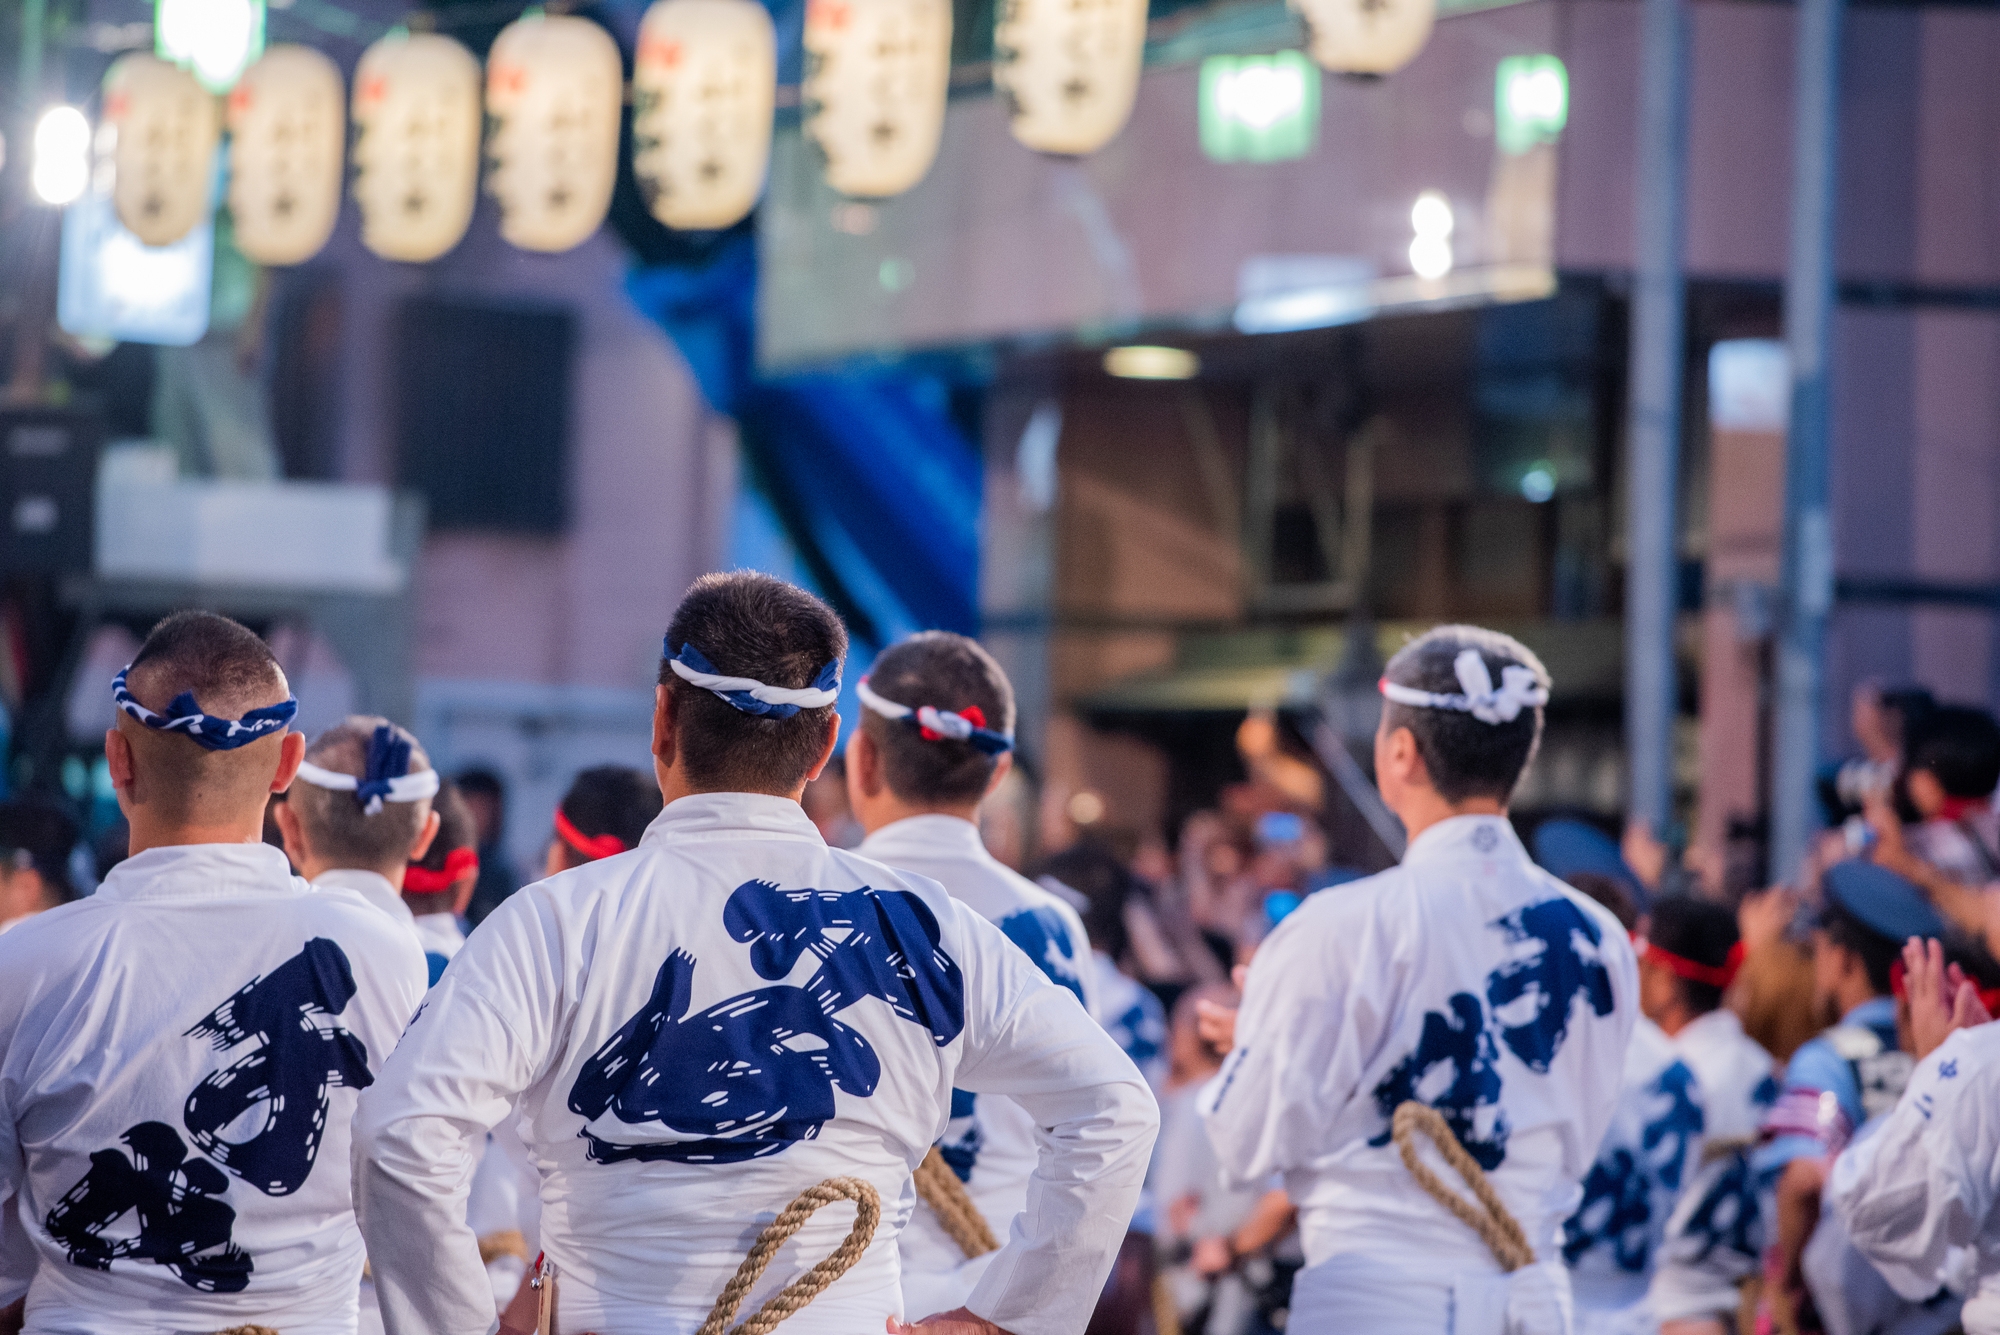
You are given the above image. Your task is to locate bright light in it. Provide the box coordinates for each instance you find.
[1495,54,1568,154]
[156,0,265,92]
[1409,190,1453,279]
[1507,67,1565,122]
[1410,190,1453,239]
[1217,62,1304,130]
[1519,464,1556,503]
[1199,53,1319,163]
[1104,345,1200,380]
[31,106,90,205]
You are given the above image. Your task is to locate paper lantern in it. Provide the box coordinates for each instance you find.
[485,14,623,253]
[1294,0,1434,76]
[226,45,344,265]
[802,0,952,199]
[351,32,482,263]
[632,0,776,230]
[994,0,1147,156]
[102,54,221,248]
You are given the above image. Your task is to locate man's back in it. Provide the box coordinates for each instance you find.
[357,793,1152,1335]
[0,843,426,1335]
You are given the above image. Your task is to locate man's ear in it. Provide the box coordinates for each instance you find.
[652,684,678,770]
[849,726,881,798]
[105,728,135,793]
[408,808,443,862]
[801,712,840,785]
[982,751,1015,801]
[273,731,306,793]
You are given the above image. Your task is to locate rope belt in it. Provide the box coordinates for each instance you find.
[914,1147,1000,1260]
[1389,1102,1537,1273]
[213,1327,279,1335]
[695,1177,883,1335]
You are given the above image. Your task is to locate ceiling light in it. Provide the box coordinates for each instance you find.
[32,106,90,206]
[1104,345,1199,380]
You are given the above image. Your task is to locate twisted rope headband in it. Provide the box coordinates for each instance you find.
[1379,648,1549,725]
[112,665,298,752]
[855,678,1014,755]
[666,641,840,720]
[293,725,440,815]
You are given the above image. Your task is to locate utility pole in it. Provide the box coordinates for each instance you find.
[1770,0,1845,881]
[1623,0,1690,839]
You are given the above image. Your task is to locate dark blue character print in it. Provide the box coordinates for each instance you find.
[571,951,882,1164]
[1562,1148,1654,1270]
[1370,993,1509,1170]
[44,1121,251,1292]
[724,881,966,1044]
[182,937,374,1195]
[1643,1061,1704,1193]
[1752,1074,1781,1108]
[998,905,1085,1003]
[937,1089,981,1181]
[1485,899,1616,1073]
[1680,1152,1761,1263]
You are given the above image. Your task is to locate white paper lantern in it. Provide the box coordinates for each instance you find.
[485,14,624,253]
[1294,0,1434,75]
[802,0,952,199]
[994,0,1147,156]
[351,31,482,263]
[226,45,344,265]
[102,54,221,248]
[632,0,776,230]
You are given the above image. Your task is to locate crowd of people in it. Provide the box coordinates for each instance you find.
[1,574,1999,1335]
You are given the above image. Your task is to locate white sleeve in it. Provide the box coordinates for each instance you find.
[1197,902,1371,1186]
[352,888,569,1335]
[1829,1034,2000,1303]
[0,1035,28,1307]
[952,910,1159,1335]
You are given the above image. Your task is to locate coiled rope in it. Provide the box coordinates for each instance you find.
[695,1176,882,1335]
[214,1327,279,1335]
[914,1147,1000,1259]
[1389,1102,1536,1273]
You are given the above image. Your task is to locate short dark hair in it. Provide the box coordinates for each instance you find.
[455,767,505,802]
[127,610,286,719]
[861,632,1014,806]
[1380,624,1549,804]
[290,717,434,871]
[661,572,848,793]
[1565,872,1638,932]
[1649,894,1741,1015]
[559,765,662,852]
[1818,899,1900,997]
[1906,705,2000,800]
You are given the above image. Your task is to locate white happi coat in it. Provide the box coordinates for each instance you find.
[1562,1018,1703,1332]
[1830,1022,2000,1334]
[0,844,427,1335]
[1647,1008,1776,1327]
[353,793,1157,1335]
[855,814,1098,1321]
[1201,815,1637,1334]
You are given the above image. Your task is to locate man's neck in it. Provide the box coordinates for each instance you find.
[126,817,268,857]
[1652,999,1697,1037]
[1390,793,1507,847]
[302,857,405,888]
[858,796,980,838]
[1837,986,1888,1023]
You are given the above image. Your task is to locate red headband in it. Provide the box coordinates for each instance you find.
[1635,935,1745,989]
[556,807,627,862]
[404,846,478,894]
[1889,957,2000,1015]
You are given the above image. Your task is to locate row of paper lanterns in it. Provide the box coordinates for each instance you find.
[99,0,1434,267]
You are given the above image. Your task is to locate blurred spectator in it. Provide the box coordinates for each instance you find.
[0,801,81,931]
[544,765,662,877]
[801,754,862,849]
[90,815,130,882]
[403,782,480,986]
[1897,705,2000,884]
[1036,843,1170,1087]
[1565,871,1639,932]
[1731,885,1822,1065]
[458,767,522,926]
[976,763,1036,871]
[1817,683,1935,830]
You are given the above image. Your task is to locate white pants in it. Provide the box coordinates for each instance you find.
[1290,1253,1574,1335]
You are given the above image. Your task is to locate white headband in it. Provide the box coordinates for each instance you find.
[855,678,1014,754]
[1380,648,1549,725]
[293,761,441,816]
[668,650,840,714]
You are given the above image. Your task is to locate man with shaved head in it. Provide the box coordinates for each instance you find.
[0,610,427,1335]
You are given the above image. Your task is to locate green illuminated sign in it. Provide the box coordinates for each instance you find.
[156,0,267,93]
[1495,54,1567,155]
[1200,53,1319,164]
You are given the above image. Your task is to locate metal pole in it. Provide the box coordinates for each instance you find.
[1771,0,1845,881]
[1623,0,1690,839]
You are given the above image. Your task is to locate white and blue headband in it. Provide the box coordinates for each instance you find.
[666,640,840,720]
[112,665,298,752]
[1379,648,1549,726]
[855,677,1014,755]
[294,724,440,816]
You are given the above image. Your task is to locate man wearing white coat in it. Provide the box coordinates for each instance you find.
[0,611,427,1335]
[845,632,1099,1320]
[1200,624,1637,1334]
[353,572,1157,1335]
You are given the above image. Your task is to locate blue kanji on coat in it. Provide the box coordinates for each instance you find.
[44,1121,252,1292]
[998,905,1085,1003]
[181,937,374,1196]
[1485,898,1617,1073]
[1369,993,1509,1169]
[1644,1061,1703,1193]
[1562,1147,1656,1269]
[1680,1152,1762,1263]
[574,882,968,1165]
